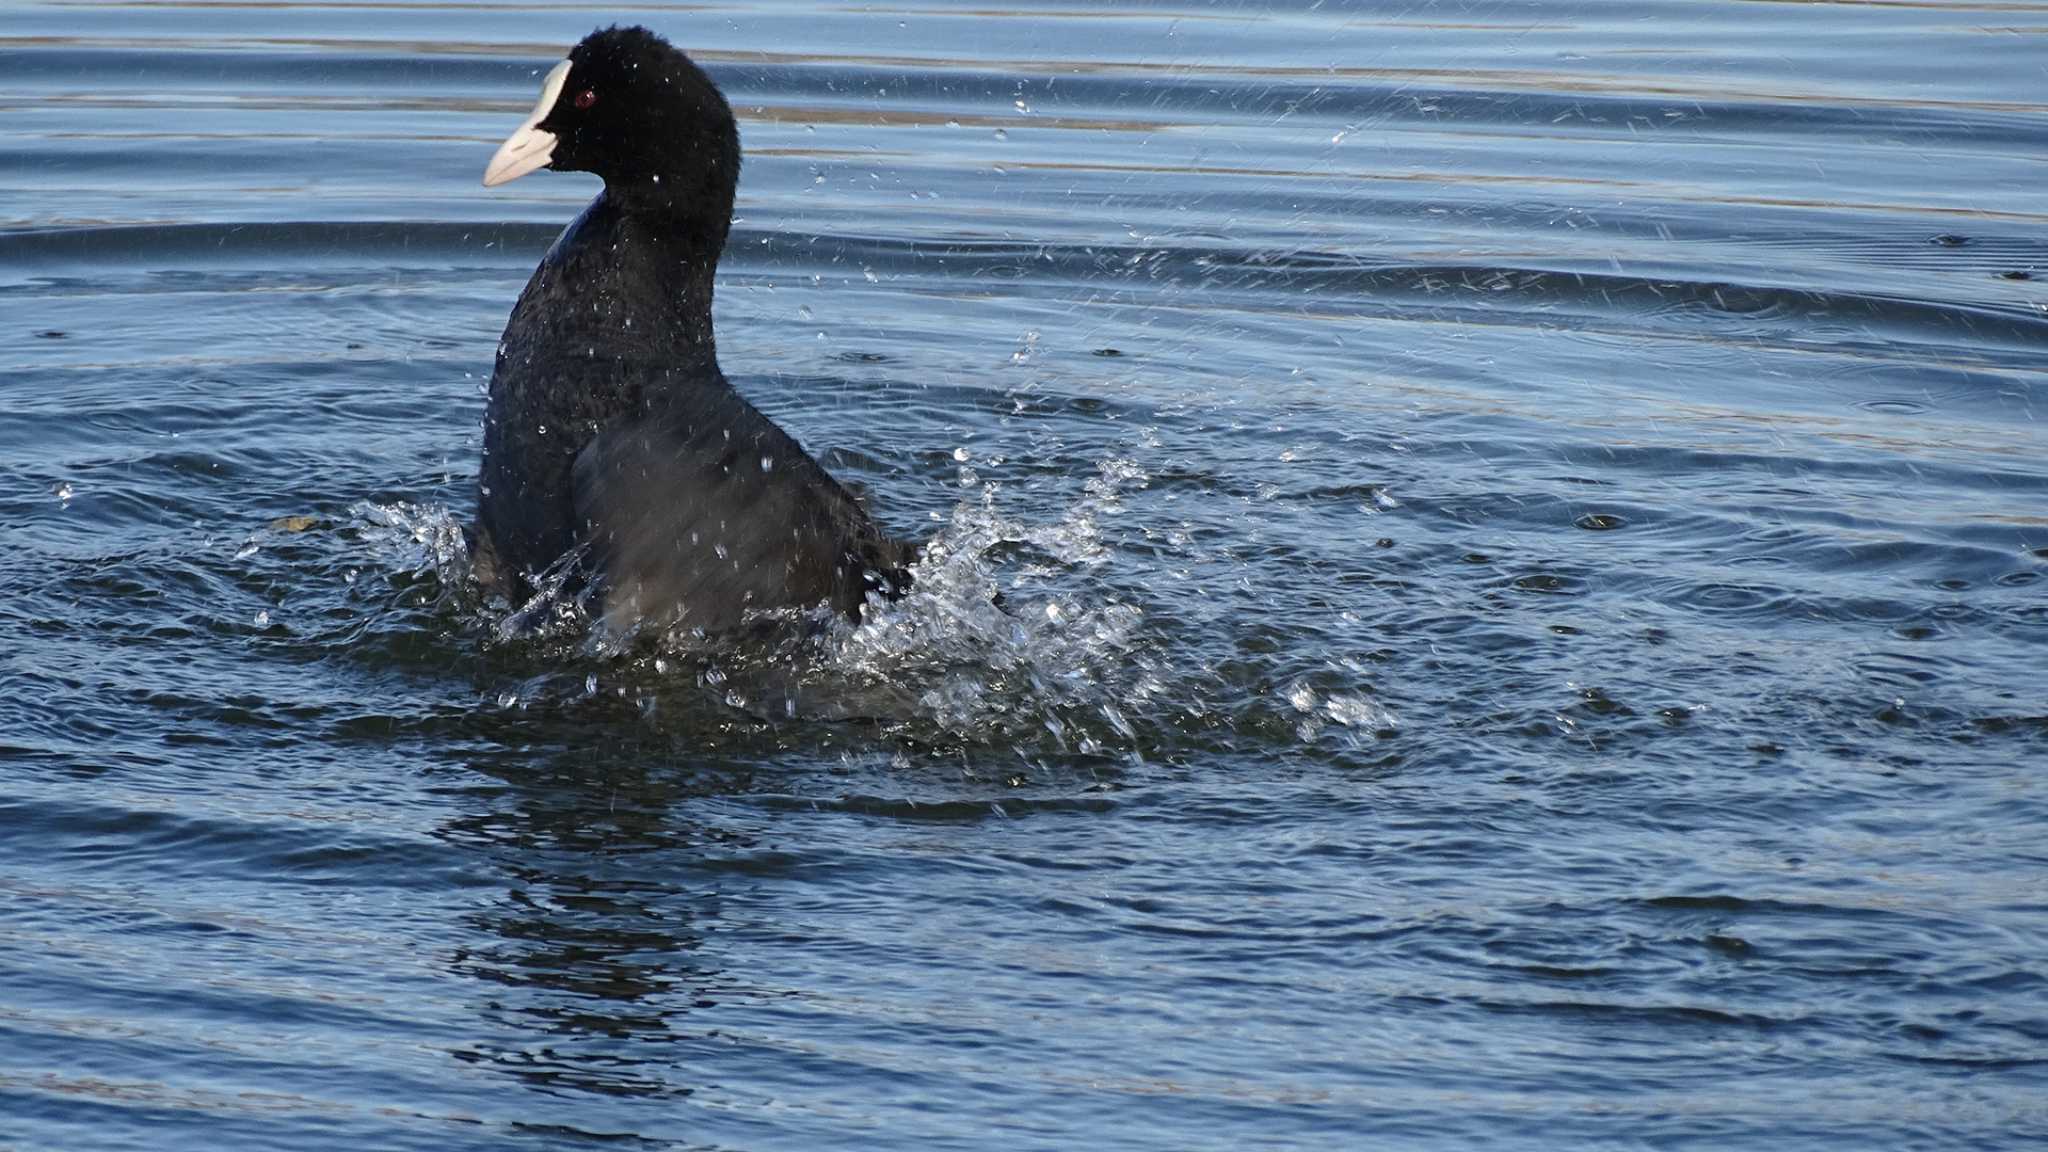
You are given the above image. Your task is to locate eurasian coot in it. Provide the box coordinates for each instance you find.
[474,25,914,633]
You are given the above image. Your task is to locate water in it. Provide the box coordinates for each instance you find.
[4,2,2046,1147]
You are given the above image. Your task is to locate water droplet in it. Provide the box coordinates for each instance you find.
[1326,694,1391,729]
[53,482,72,504]
[252,609,270,628]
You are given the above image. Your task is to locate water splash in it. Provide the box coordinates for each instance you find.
[675,456,1161,748]
[352,500,470,580]
[339,450,1389,758]
[818,463,1155,742]
[492,544,594,644]
[351,499,603,645]
[1283,677,1397,745]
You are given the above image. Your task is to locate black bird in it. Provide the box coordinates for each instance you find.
[474,25,913,634]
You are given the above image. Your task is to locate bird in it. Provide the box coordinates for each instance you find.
[472,25,914,636]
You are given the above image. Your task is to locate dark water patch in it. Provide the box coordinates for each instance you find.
[1640,894,1944,922]
[11,224,2048,392]
[0,221,561,278]
[0,798,476,890]
[22,42,2048,152]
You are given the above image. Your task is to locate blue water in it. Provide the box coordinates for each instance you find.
[3,2,2046,1148]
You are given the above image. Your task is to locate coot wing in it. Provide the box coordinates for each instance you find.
[572,395,909,633]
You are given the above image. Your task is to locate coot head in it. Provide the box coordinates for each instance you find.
[484,26,738,231]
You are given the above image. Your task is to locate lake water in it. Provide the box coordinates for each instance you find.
[4,2,2046,1148]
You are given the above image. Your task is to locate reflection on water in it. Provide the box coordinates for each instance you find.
[444,755,723,1104]
[4,1,2048,1150]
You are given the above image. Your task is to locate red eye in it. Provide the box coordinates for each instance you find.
[573,88,598,110]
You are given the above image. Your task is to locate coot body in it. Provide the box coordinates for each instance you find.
[474,26,912,631]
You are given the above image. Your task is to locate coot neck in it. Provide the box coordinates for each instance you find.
[569,183,734,382]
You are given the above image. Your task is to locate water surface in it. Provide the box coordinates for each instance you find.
[3,2,2046,1149]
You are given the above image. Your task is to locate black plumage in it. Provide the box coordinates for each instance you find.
[473,26,913,632]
